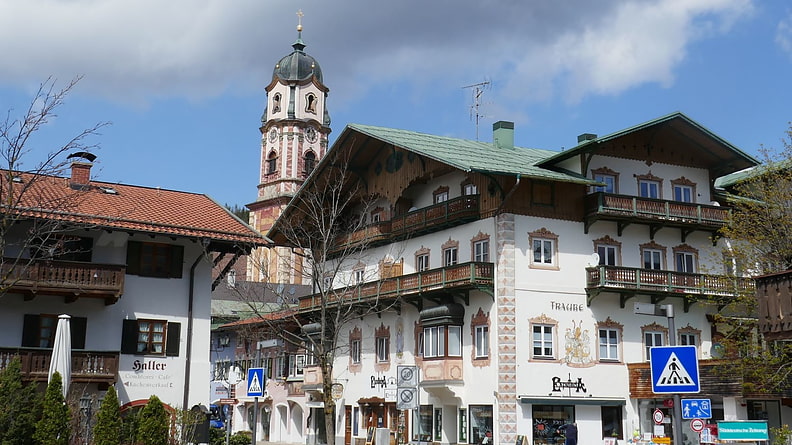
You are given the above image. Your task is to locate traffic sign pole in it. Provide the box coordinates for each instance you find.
[667,306,683,445]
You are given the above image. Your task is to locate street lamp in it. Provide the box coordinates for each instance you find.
[79,394,94,445]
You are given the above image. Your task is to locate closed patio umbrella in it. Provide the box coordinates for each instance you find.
[48,314,71,398]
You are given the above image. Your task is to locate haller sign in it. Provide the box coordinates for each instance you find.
[551,374,587,395]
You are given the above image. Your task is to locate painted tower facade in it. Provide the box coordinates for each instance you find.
[248,19,331,285]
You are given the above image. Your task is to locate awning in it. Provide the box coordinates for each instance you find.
[519,396,625,406]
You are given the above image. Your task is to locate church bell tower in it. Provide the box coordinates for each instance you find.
[248,11,331,284]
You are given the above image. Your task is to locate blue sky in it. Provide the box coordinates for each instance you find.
[0,0,790,208]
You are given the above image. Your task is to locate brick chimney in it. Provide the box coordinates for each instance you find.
[66,152,97,187]
[493,121,514,149]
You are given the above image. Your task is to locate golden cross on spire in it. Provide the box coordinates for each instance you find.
[296,9,304,32]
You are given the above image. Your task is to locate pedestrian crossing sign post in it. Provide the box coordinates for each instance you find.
[247,367,265,397]
[650,346,700,394]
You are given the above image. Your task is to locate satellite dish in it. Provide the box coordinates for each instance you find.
[587,253,600,267]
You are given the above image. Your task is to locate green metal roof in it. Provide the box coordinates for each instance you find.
[346,123,594,185]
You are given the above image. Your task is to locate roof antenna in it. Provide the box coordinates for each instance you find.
[462,80,491,141]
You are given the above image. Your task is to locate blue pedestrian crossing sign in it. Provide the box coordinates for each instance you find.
[681,399,712,419]
[247,368,265,397]
[650,346,700,394]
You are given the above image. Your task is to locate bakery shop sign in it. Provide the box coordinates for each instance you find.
[551,374,587,395]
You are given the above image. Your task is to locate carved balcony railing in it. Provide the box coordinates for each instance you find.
[586,265,754,311]
[584,192,731,240]
[0,258,125,304]
[332,195,480,254]
[0,347,119,385]
[299,262,494,310]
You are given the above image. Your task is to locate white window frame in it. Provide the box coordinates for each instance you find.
[594,174,616,193]
[463,183,478,195]
[434,191,449,203]
[354,268,365,284]
[597,245,618,266]
[679,332,698,347]
[639,180,660,199]
[644,331,664,360]
[443,247,458,266]
[376,336,389,362]
[643,249,663,270]
[288,354,305,378]
[599,328,620,361]
[533,238,555,266]
[417,253,430,272]
[423,326,462,358]
[351,339,361,364]
[475,325,489,358]
[474,240,489,262]
[673,184,694,203]
[532,324,554,359]
[675,252,696,273]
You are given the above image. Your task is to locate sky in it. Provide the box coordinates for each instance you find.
[0,0,790,209]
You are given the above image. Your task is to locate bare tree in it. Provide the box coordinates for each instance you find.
[235,143,403,444]
[0,76,108,297]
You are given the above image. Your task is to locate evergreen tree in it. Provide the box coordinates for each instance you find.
[0,356,42,445]
[136,395,170,445]
[33,371,70,445]
[93,386,122,445]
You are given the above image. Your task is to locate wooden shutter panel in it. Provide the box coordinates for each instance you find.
[70,317,87,349]
[121,319,138,354]
[126,241,141,275]
[166,322,181,356]
[21,314,40,347]
[170,245,184,279]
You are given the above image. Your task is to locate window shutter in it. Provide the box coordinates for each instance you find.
[121,319,138,354]
[126,241,141,275]
[170,245,184,279]
[21,314,40,347]
[166,322,181,356]
[71,317,87,349]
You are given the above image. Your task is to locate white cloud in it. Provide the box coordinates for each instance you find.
[0,0,754,106]
[777,12,792,57]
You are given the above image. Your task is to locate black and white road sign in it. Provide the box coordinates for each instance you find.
[650,346,700,393]
[397,387,418,410]
[397,365,418,387]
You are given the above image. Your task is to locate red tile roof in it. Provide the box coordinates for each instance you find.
[2,170,267,247]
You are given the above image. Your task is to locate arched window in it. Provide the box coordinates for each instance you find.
[266,151,278,175]
[305,93,317,113]
[303,151,316,176]
[272,93,281,113]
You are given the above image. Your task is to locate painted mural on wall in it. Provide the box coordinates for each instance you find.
[563,320,593,367]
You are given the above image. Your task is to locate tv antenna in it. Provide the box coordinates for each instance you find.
[462,80,491,141]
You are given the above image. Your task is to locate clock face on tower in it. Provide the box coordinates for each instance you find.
[268,128,278,143]
[306,127,318,143]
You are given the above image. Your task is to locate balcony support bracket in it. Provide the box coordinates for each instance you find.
[649,224,662,240]
[619,292,635,309]
[651,295,666,305]
[683,297,695,313]
[617,221,630,237]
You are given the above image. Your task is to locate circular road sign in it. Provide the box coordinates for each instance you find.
[690,419,705,432]
[653,409,665,425]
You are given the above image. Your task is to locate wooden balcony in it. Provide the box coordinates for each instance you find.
[0,347,119,386]
[391,195,480,237]
[1,258,125,304]
[586,265,755,311]
[299,262,494,310]
[584,192,730,241]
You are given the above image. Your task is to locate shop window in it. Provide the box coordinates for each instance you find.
[591,167,619,193]
[532,405,573,445]
[529,228,559,269]
[471,232,490,262]
[458,408,468,443]
[434,186,449,204]
[434,407,442,441]
[413,405,433,442]
[469,405,494,445]
[21,314,87,349]
[601,406,623,440]
[126,241,184,278]
[640,241,667,271]
[642,322,668,361]
[594,235,621,266]
[120,318,180,356]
